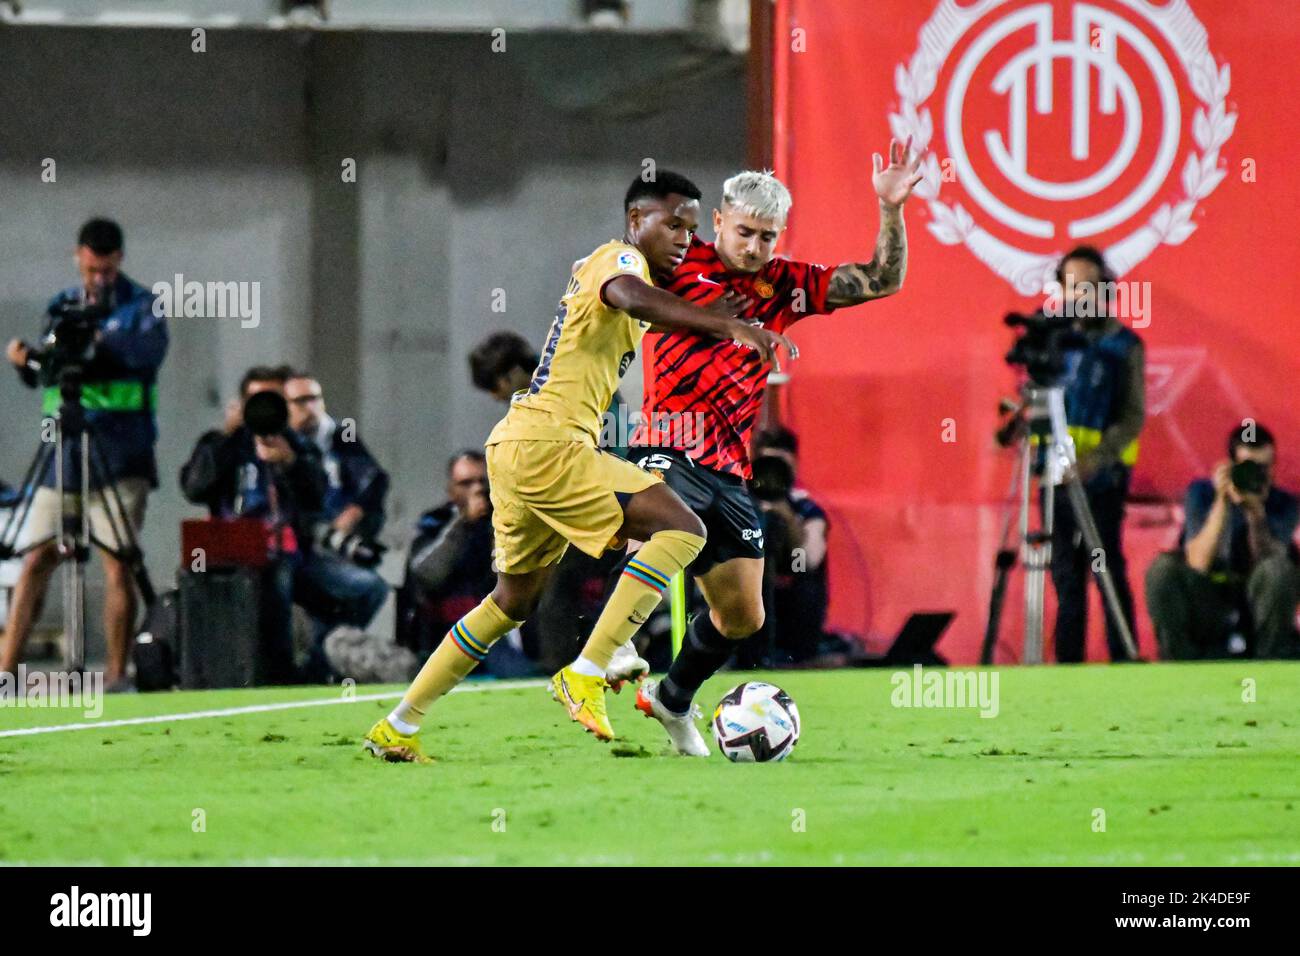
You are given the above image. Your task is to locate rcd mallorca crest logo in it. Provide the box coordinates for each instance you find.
[893,0,1235,294]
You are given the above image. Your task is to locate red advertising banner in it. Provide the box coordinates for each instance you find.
[771,0,1300,662]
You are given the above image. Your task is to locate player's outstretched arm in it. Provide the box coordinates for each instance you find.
[826,136,924,307]
[605,275,797,368]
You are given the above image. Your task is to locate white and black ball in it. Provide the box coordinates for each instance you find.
[712,681,800,762]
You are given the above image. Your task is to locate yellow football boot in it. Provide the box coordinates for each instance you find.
[363,717,433,764]
[551,666,615,741]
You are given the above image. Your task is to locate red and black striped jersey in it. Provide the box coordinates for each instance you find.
[630,237,837,479]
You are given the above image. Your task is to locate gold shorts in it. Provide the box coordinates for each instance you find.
[486,439,661,575]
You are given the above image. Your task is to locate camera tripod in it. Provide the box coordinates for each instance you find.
[0,369,154,673]
[980,382,1138,665]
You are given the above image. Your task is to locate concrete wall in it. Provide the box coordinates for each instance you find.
[0,25,744,657]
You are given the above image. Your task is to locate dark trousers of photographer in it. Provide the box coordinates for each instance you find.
[1048,471,1137,662]
[263,549,388,682]
[1146,553,1300,660]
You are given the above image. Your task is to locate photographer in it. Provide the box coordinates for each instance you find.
[284,372,390,679]
[1146,424,1300,659]
[1,218,168,687]
[1047,246,1145,663]
[751,426,833,666]
[179,366,328,683]
[286,373,389,540]
[397,453,495,648]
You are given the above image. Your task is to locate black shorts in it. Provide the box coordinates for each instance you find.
[631,448,763,575]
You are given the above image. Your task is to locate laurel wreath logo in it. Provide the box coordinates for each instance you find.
[891,0,1236,294]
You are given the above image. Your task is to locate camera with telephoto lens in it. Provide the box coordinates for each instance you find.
[314,524,387,567]
[19,288,114,389]
[1230,459,1267,497]
[243,391,386,565]
[750,452,795,503]
[242,390,290,438]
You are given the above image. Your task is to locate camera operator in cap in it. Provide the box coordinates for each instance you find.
[1146,423,1300,660]
[1,218,168,688]
[180,366,328,683]
[1047,246,1145,663]
[283,371,390,680]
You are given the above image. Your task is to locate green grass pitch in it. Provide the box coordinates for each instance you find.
[1,662,1296,865]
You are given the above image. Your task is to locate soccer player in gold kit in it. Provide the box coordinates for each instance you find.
[365,170,795,762]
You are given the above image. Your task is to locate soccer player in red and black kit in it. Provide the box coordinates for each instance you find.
[625,138,924,755]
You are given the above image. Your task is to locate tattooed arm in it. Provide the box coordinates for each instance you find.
[826,203,907,305]
[825,137,923,308]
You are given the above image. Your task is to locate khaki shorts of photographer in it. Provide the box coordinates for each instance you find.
[16,478,149,552]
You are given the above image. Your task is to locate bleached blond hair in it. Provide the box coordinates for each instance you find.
[720,170,792,224]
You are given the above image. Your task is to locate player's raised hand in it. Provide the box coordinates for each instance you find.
[872,136,924,207]
[731,323,799,371]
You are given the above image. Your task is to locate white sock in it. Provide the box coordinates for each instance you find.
[387,704,420,736]
[570,656,605,677]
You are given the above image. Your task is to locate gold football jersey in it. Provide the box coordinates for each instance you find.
[487,240,652,447]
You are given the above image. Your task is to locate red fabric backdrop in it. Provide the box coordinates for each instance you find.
[766,0,1300,662]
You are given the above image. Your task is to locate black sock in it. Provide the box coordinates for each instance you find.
[659,612,738,714]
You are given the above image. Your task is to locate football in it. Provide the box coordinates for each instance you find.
[711,681,801,762]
